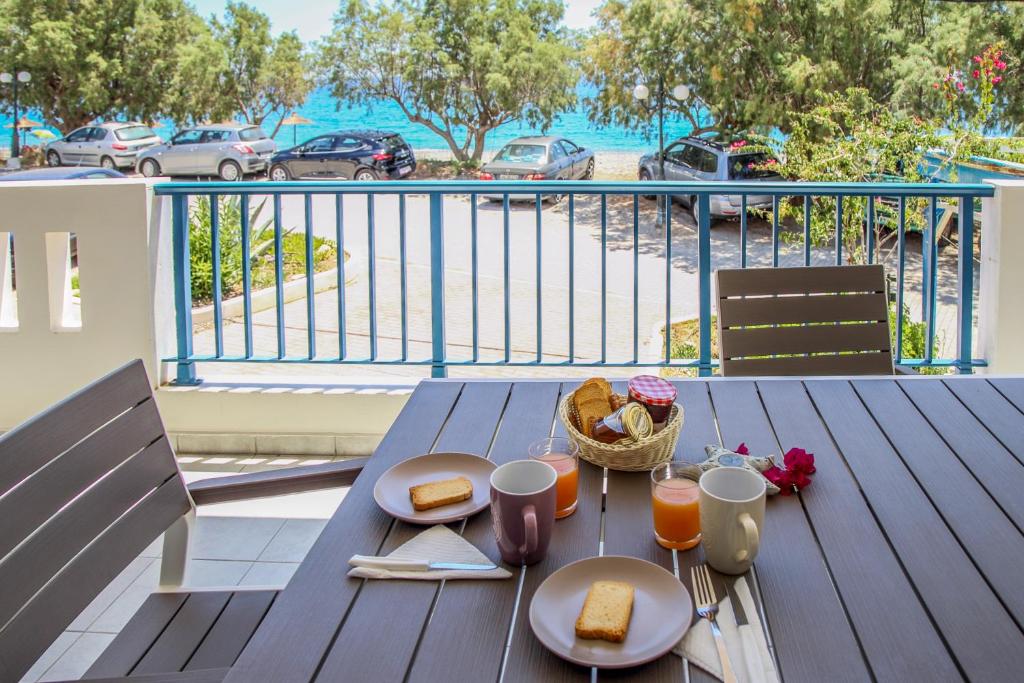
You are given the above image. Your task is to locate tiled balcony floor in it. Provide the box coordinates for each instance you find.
[21,456,348,683]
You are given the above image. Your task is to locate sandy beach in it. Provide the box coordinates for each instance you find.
[415,148,643,181]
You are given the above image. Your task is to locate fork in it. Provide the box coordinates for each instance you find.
[691,563,738,683]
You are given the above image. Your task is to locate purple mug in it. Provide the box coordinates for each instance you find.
[490,460,557,565]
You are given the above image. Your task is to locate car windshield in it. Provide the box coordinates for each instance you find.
[493,144,546,164]
[239,127,268,142]
[114,126,156,141]
[728,153,778,179]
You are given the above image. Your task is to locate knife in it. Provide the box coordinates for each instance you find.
[349,555,497,571]
[727,578,760,683]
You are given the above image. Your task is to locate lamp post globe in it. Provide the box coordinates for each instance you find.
[672,84,690,101]
[633,83,650,101]
[0,73,11,84]
[16,71,30,83]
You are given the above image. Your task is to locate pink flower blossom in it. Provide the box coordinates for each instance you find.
[993,75,1003,84]
[932,82,940,89]
[973,55,983,64]
[973,69,981,78]
[957,82,966,92]
[735,443,749,455]
[997,61,1007,70]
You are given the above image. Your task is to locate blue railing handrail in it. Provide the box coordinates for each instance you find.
[162,179,991,383]
[153,180,996,198]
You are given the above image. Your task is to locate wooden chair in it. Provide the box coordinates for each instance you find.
[0,360,368,682]
[715,264,900,376]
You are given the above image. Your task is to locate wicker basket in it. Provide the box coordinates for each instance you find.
[559,391,684,472]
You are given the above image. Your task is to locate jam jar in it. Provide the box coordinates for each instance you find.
[591,402,653,444]
[627,375,677,425]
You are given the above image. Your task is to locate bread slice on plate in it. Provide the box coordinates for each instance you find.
[409,476,473,511]
[575,580,635,643]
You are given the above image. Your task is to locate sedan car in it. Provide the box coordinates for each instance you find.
[0,167,127,181]
[268,130,416,181]
[44,122,161,170]
[136,124,276,181]
[638,135,782,224]
[478,136,595,202]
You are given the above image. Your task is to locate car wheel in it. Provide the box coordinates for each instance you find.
[46,151,62,167]
[219,160,242,182]
[100,156,116,170]
[140,159,161,177]
[583,158,595,180]
[269,164,290,182]
[354,168,378,181]
[639,169,656,200]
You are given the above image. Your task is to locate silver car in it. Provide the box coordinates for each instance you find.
[136,124,276,180]
[45,122,161,170]
[479,136,595,202]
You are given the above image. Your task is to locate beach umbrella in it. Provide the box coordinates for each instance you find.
[30,129,56,140]
[280,112,312,146]
[4,116,42,148]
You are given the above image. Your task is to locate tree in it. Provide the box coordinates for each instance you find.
[170,2,313,136]
[582,0,1024,138]
[320,0,578,162]
[0,0,202,132]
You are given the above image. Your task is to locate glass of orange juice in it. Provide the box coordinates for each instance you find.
[529,437,580,519]
[651,463,702,550]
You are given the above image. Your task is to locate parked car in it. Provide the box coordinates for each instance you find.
[268,130,416,181]
[44,122,161,170]
[478,136,595,201]
[0,167,127,181]
[637,135,782,224]
[136,124,276,181]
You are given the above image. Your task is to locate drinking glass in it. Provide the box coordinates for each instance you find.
[528,437,580,519]
[650,463,702,550]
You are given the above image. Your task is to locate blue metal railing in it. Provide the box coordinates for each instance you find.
[154,180,994,383]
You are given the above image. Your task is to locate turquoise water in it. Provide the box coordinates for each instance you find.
[2,84,698,154]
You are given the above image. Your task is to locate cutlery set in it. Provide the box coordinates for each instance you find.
[691,563,768,683]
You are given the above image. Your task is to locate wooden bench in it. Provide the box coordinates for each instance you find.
[715,264,898,376]
[0,360,367,682]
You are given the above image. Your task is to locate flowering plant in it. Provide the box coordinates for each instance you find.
[737,443,816,496]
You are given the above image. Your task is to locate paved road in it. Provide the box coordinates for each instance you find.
[191,192,976,381]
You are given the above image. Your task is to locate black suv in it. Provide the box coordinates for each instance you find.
[268,130,416,181]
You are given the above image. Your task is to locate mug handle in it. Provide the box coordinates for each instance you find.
[521,505,538,556]
[734,513,760,563]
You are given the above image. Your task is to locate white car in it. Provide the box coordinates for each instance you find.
[45,122,162,170]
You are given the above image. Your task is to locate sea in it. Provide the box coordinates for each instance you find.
[2,84,698,154]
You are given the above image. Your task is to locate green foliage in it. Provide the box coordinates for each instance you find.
[320,0,578,162]
[169,2,314,134]
[0,0,203,131]
[582,0,1024,138]
[189,196,337,304]
[889,303,945,374]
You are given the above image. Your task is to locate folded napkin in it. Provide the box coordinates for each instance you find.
[348,524,513,581]
[674,575,779,683]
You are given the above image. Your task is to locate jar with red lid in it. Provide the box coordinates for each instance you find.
[627,375,677,425]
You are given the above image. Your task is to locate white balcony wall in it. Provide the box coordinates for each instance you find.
[0,179,405,449]
[980,180,1024,374]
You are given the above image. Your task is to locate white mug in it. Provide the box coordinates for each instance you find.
[699,466,766,575]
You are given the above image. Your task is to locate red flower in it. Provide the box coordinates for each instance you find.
[957,82,966,92]
[735,443,750,455]
[993,75,1003,84]
[996,61,1007,71]
[932,82,940,89]
[973,55,983,64]
[973,69,981,78]
[762,448,816,495]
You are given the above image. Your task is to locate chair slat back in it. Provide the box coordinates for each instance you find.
[0,360,190,682]
[715,265,895,376]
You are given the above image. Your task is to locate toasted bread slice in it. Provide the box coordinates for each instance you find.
[575,580,635,643]
[409,476,473,511]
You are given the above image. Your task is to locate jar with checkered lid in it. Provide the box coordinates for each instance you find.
[627,375,677,425]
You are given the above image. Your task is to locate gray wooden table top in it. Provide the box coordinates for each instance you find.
[222,376,1024,683]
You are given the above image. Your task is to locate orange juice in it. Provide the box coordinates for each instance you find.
[652,478,701,550]
[538,453,578,518]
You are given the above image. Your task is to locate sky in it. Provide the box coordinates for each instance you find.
[190,0,603,42]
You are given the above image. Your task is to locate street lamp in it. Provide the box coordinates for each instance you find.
[634,76,690,228]
[1,70,31,158]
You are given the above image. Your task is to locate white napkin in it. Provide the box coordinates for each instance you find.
[347,525,513,580]
[674,576,779,683]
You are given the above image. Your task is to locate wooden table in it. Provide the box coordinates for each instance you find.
[223,377,1024,682]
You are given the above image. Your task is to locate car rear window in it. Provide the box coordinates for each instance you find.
[114,125,157,141]
[375,135,406,150]
[239,127,269,142]
[493,144,546,164]
[729,153,778,179]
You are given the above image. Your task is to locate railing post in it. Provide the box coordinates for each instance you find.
[698,194,713,376]
[957,197,975,374]
[171,194,200,385]
[429,192,446,378]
